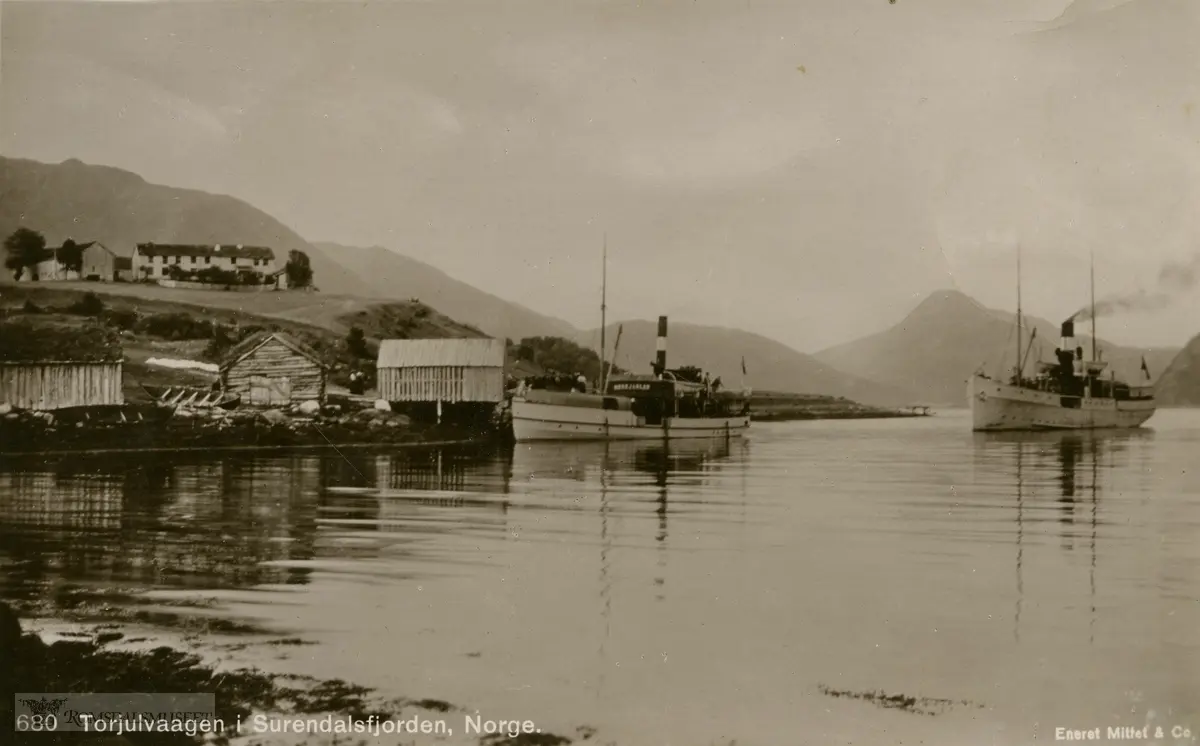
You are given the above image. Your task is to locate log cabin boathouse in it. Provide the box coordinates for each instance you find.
[376,338,506,424]
[219,331,327,406]
[0,321,124,410]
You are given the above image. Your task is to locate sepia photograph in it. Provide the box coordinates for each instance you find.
[1,0,1199,744]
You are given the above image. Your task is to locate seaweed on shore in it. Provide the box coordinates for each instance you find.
[3,635,395,744]
[1,602,581,746]
[817,683,985,717]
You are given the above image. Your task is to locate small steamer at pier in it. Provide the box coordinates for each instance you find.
[968,252,1156,431]
[510,316,751,442]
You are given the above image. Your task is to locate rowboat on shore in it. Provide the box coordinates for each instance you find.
[142,385,241,410]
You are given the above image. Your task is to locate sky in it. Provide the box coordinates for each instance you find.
[2,0,1199,351]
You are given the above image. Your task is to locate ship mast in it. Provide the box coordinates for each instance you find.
[599,234,608,392]
[1015,244,1022,382]
[1090,249,1096,362]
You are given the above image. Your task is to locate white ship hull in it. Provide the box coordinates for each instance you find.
[968,374,1156,431]
[511,398,750,442]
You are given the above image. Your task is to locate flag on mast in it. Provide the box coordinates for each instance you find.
[1141,356,1151,380]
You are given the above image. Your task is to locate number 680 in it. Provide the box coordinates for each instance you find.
[16,714,58,731]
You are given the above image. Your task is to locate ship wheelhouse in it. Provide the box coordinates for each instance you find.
[605,374,749,424]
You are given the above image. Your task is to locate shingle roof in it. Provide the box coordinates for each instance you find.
[219,330,325,371]
[137,243,275,261]
[0,320,123,363]
[377,338,505,368]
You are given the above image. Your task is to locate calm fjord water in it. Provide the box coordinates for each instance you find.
[3,410,1200,745]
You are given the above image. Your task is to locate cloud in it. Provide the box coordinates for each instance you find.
[498,26,832,185]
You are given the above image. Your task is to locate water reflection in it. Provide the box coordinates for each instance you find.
[509,437,747,699]
[972,428,1155,645]
[0,444,510,612]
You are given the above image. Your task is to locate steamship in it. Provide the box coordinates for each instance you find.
[510,316,751,442]
[968,254,1156,431]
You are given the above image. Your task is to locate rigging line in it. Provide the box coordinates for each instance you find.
[995,323,1015,378]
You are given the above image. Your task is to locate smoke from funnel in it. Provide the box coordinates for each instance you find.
[1068,254,1200,323]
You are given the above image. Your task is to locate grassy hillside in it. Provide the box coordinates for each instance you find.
[0,156,581,342]
[311,242,576,342]
[0,281,486,339]
[574,320,917,406]
[0,156,369,296]
[0,285,484,402]
[815,289,1179,406]
[1154,332,1200,406]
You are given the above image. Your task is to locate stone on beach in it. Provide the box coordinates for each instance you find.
[258,409,290,425]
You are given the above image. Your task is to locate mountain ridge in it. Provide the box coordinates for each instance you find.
[575,319,917,406]
[0,155,371,297]
[816,288,1181,405]
[1,155,916,404]
[1153,331,1200,405]
[0,155,581,342]
[309,241,578,343]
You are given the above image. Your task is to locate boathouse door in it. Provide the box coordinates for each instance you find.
[249,375,292,405]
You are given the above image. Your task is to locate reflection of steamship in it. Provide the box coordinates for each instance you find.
[511,316,750,442]
[512,437,735,480]
[969,254,1155,431]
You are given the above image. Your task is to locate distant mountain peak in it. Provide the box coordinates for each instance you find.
[816,284,1180,405]
[903,288,990,323]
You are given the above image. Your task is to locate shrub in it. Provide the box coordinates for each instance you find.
[103,308,139,331]
[346,326,369,358]
[203,324,237,359]
[68,292,106,317]
[135,312,216,340]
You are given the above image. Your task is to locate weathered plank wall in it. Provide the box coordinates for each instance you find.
[79,243,116,280]
[223,338,325,404]
[0,363,124,410]
[377,366,504,403]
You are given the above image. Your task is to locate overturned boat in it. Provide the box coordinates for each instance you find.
[142,384,241,410]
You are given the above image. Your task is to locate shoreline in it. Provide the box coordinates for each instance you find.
[0,602,578,746]
[0,402,504,457]
[0,396,935,457]
[0,437,484,459]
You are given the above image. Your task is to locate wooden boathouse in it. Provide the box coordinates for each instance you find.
[0,321,124,410]
[376,338,506,423]
[220,331,326,406]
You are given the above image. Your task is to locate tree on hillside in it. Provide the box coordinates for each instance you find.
[4,228,46,281]
[514,336,626,382]
[58,239,84,275]
[346,326,369,358]
[285,250,314,288]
